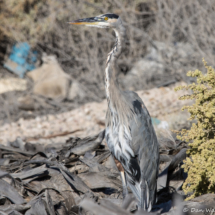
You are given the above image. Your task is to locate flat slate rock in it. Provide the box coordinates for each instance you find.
[0,129,210,215]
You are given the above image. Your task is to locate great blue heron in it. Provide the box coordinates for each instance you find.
[69,13,159,211]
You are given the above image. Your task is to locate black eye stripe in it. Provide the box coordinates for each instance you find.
[103,14,119,19]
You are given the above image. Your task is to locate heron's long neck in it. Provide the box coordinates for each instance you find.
[105,24,125,112]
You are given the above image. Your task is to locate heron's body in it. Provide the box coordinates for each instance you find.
[106,91,158,211]
[69,13,159,211]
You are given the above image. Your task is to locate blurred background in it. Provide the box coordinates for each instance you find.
[0,0,215,145]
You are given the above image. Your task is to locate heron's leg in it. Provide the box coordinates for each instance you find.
[120,171,128,199]
[140,179,146,209]
[114,158,128,199]
[140,176,150,211]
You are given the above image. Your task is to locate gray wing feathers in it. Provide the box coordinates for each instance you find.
[125,91,159,211]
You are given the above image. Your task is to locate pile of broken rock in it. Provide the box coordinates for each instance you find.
[0,129,214,214]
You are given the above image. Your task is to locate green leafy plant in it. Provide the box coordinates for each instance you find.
[175,59,215,200]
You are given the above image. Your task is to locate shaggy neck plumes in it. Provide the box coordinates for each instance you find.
[105,23,125,78]
[105,21,134,128]
[105,22,125,105]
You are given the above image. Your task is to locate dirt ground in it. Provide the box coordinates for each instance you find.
[0,64,191,147]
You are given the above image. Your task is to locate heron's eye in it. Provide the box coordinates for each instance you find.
[104,17,108,21]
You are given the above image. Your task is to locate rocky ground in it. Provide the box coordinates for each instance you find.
[0,66,213,215]
[1,1,215,213]
[0,126,214,215]
[0,79,191,147]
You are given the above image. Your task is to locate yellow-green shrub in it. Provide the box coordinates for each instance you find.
[175,59,215,200]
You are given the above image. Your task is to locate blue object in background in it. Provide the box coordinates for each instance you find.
[4,42,38,78]
[151,117,161,126]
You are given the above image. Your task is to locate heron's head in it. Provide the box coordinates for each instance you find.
[68,13,120,29]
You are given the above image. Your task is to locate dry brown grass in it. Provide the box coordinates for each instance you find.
[1,0,215,100]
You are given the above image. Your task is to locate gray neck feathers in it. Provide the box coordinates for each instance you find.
[105,21,134,128]
[106,22,125,68]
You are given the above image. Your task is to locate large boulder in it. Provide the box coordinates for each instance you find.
[123,59,164,91]
[67,81,86,101]
[123,41,195,91]
[27,55,70,101]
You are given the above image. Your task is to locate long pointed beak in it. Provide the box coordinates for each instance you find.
[68,17,100,26]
